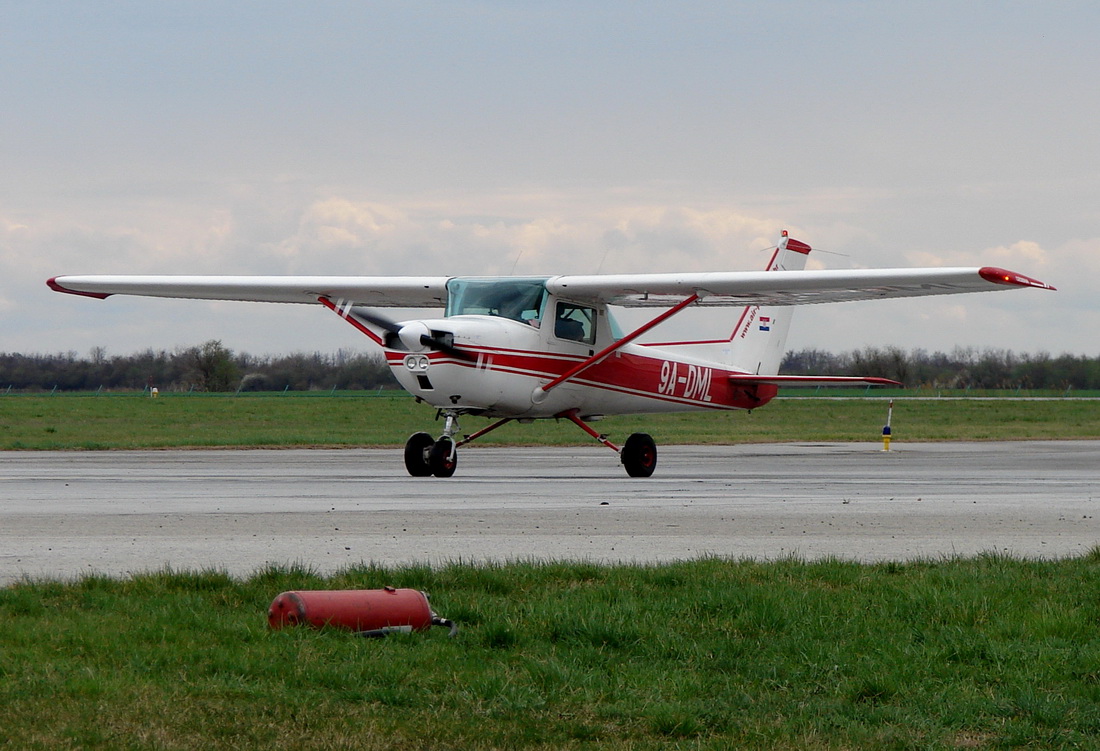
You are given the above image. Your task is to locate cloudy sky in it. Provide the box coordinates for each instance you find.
[2,1,1096,360]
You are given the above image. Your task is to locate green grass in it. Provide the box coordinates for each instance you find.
[1,392,1098,450]
[0,392,423,450]
[4,555,1100,749]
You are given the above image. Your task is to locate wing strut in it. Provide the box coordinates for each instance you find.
[533,293,700,401]
[318,296,385,346]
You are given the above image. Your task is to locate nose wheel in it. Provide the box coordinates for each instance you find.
[428,436,457,477]
[403,432,435,476]
[404,432,459,477]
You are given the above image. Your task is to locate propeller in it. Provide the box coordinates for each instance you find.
[351,307,470,359]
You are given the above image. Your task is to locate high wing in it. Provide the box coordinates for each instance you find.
[547,266,1055,307]
[48,265,1054,310]
[47,275,450,308]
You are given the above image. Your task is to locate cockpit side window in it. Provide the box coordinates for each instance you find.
[554,301,596,344]
[446,278,549,325]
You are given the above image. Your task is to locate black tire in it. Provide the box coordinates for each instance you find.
[429,437,458,478]
[621,433,657,477]
[404,432,435,477]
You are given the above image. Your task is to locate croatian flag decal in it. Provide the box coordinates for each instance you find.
[758,316,771,332]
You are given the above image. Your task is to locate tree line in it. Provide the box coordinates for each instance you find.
[0,341,397,392]
[781,346,1100,391]
[2,342,1098,393]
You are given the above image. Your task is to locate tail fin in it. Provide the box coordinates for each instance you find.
[725,230,811,376]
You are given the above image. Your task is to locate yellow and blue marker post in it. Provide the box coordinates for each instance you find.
[882,399,894,451]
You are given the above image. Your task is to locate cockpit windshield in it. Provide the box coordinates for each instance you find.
[446,277,550,325]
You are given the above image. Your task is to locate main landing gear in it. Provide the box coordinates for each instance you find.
[402,409,658,478]
[620,432,658,478]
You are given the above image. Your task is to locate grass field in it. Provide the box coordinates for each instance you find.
[4,556,1100,749]
[2,391,1099,450]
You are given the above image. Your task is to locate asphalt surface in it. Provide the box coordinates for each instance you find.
[2,441,1098,583]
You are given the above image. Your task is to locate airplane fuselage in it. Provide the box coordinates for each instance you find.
[385,313,776,419]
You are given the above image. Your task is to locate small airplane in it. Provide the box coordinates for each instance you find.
[49,231,1054,477]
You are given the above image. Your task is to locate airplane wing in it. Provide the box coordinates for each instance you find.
[48,266,1054,310]
[47,275,450,308]
[547,266,1055,307]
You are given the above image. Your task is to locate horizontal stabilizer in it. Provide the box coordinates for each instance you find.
[728,374,901,387]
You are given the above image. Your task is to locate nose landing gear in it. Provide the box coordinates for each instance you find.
[402,432,460,477]
[403,411,462,478]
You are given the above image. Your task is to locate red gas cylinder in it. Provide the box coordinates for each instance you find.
[268,587,439,636]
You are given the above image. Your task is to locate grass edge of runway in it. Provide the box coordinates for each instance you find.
[3,392,1100,449]
[4,553,1100,749]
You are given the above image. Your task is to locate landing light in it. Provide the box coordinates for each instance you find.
[404,354,430,372]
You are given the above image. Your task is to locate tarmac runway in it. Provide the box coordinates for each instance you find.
[2,441,1098,583]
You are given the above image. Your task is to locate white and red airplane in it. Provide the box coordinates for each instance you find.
[49,231,1054,477]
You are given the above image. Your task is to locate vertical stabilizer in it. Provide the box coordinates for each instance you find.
[724,230,811,375]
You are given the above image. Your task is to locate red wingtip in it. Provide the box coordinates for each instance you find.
[47,277,112,299]
[978,267,1056,291]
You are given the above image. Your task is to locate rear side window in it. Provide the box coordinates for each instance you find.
[554,302,596,344]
